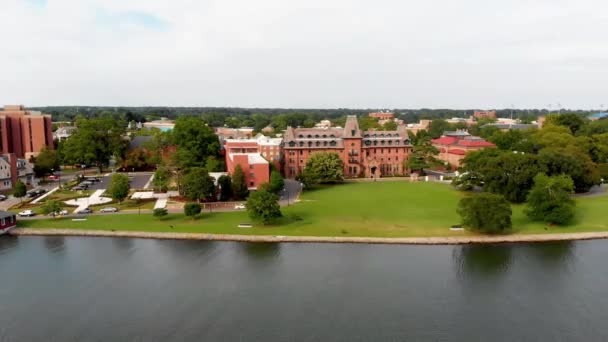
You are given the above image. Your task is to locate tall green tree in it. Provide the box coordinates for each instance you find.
[268,170,285,194]
[41,200,62,217]
[246,189,282,224]
[457,193,512,234]
[525,174,576,225]
[405,138,439,174]
[232,165,249,200]
[184,203,202,218]
[303,152,344,184]
[171,117,220,169]
[538,148,600,193]
[13,180,27,202]
[32,146,61,179]
[61,117,127,172]
[544,113,587,135]
[107,173,130,203]
[152,166,172,192]
[217,174,233,201]
[181,167,216,202]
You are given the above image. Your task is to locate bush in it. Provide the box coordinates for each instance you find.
[457,193,512,234]
[153,208,168,219]
[525,173,575,225]
[184,203,201,218]
[246,189,282,225]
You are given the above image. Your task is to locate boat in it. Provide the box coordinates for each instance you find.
[0,211,17,235]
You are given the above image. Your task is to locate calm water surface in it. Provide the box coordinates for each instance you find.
[0,236,607,341]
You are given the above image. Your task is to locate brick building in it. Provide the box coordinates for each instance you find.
[283,116,412,179]
[431,131,495,168]
[0,105,54,159]
[214,127,254,150]
[369,111,395,120]
[223,134,283,190]
[473,110,497,120]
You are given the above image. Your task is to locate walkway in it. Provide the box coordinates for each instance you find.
[12,229,608,245]
[66,190,112,213]
[31,186,59,204]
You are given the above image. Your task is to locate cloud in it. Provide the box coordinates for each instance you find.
[0,0,607,109]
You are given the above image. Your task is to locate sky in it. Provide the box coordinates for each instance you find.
[1,0,607,109]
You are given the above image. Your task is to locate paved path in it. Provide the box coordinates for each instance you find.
[154,198,167,209]
[31,186,59,204]
[69,190,111,213]
[11,229,608,245]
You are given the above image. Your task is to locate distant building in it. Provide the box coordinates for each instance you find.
[53,126,76,141]
[406,120,432,134]
[473,110,497,120]
[589,113,608,121]
[0,153,35,191]
[446,117,475,126]
[483,123,539,131]
[214,127,255,149]
[143,119,175,132]
[0,105,54,159]
[282,116,412,179]
[432,131,495,168]
[315,120,332,129]
[224,134,282,172]
[224,134,282,190]
[369,112,395,120]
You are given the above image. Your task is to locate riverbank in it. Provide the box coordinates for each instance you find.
[11,228,608,245]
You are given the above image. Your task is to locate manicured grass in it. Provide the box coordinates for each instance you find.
[16,181,608,237]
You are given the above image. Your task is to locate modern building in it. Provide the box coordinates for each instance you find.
[282,116,412,179]
[589,113,608,121]
[0,153,35,191]
[432,131,495,168]
[143,119,175,132]
[473,110,497,120]
[483,123,539,131]
[406,120,432,134]
[223,134,282,189]
[0,105,54,159]
[369,112,395,120]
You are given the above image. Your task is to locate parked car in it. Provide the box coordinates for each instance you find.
[81,181,93,186]
[84,177,101,182]
[0,194,7,201]
[99,207,118,213]
[48,175,60,180]
[36,189,46,195]
[49,209,69,216]
[18,210,35,217]
[27,191,38,198]
[234,204,246,210]
[77,207,93,214]
[72,186,86,191]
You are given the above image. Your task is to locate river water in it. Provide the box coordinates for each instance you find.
[1,236,607,341]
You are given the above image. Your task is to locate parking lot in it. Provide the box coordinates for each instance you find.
[84,173,153,190]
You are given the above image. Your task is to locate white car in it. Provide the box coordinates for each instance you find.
[234,204,246,210]
[18,210,35,217]
[99,207,118,213]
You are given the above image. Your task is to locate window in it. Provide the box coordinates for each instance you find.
[315,134,319,138]
[249,165,254,170]
[323,141,328,146]
[299,150,303,155]
[351,130,355,137]
[298,134,303,138]
[300,160,304,164]
[1,218,4,226]
[249,173,254,178]
[353,167,357,174]
[299,142,304,147]
[288,141,296,147]
[250,182,254,186]
[307,135,312,138]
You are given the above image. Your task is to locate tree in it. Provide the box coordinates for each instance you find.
[232,165,249,200]
[525,174,576,225]
[538,148,600,193]
[382,121,398,131]
[14,180,26,202]
[268,170,285,194]
[122,148,149,171]
[152,166,171,192]
[427,119,453,139]
[303,152,344,184]
[153,208,168,219]
[32,146,60,179]
[61,117,127,172]
[107,173,130,203]
[41,200,62,217]
[405,138,439,174]
[217,175,233,201]
[181,167,216,202]
[171,117,220,169]
[544,113,587,135]
[457,193,512,234]
[184,203,202,218]
[246,189,282,224]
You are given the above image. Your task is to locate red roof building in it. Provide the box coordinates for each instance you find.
[432,131,495,168]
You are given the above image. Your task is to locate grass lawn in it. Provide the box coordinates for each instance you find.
[17,181,608,237]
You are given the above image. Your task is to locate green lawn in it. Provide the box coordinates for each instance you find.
[17,181,608,237]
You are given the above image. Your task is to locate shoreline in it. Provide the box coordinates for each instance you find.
[9,228,608,245]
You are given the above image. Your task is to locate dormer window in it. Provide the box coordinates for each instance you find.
[315,141,320,146]
[288,141,296,147]
[315,134,319,138]
[299,142,304,147]
[330,140,337,146]
[298,134,303,138]
[351,130,355,137]
[307,135,312,138]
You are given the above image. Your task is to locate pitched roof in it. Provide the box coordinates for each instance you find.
[448,149,466,155]
[0,211,15,220]
[458,140,496,147]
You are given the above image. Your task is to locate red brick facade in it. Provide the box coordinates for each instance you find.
[0,105,54,159]
[432,131,495,168]
[283,116,412,179]
[369,112,395,120]
[473,110,497,120]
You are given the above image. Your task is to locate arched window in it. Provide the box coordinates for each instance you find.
[404,139,411,145]
[315,141,320,146]
[288,141,296,147]
[322,134,327,138]
[299,142,304,147]
[330,140,337,146]
[373,141,378,146]
[298,134,303,138]
[388,140,392,145]
[323,141,328,146]
[330,134,336,138]
[307,134,312,138]
[381,140,385,145]
[308,141,312,147]
[314,134,319,138]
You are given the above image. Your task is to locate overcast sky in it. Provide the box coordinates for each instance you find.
[1,0,607,109]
